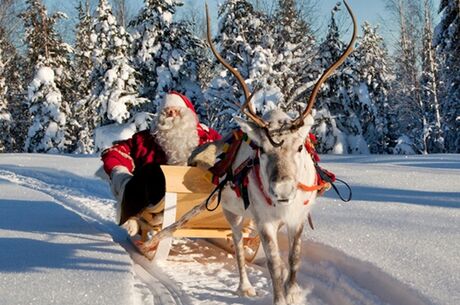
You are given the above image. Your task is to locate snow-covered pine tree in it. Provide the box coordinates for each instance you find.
[24,66,70,153]
[74,0,93,102]
[434,0,460,153]
[79,0,145,153]
[312,5,350,154]
[205,0,275,133]
[21,0,74,88]
[420,0,444,153]
[272,0,317,112]
[353,22,395,154]
[0,26,24,152]
[0,38,10,152]
[388,0,425,154]
[130,0,207,114]
[71,0,95,153]
[21,0,73,153]
[338,47,371,154]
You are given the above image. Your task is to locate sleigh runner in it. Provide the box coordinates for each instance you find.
[131,165,264,262]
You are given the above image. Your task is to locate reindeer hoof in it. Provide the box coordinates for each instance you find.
[237,285,256,297]
[286,283,306,305]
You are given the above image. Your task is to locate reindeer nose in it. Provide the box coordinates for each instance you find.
[270,177,295,202]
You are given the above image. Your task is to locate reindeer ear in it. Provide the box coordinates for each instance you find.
[234,117,263,146]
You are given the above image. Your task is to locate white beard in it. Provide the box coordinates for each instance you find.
[153,108,199,165]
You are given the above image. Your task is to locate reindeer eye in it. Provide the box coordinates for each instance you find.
[298,145,303,153]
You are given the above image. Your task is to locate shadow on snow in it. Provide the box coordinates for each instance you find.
[323,184,460,208]
[0,199,129,273]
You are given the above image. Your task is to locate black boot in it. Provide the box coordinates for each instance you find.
[119,163,166,225]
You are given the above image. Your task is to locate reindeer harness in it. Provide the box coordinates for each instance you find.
[207,130,339,212]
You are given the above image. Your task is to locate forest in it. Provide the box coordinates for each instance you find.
[0,0,458,154]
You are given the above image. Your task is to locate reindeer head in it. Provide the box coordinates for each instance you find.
[205,1,356,205]
[235,110,314,204]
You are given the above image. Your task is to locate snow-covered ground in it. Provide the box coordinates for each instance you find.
[0,154,458,305]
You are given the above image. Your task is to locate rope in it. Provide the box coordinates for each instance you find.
[314,163,352,202]
[330,178,353,202]
[205,175,230,212]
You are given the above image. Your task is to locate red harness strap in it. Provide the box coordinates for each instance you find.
[253,149,328,207]
[253,149,272,206]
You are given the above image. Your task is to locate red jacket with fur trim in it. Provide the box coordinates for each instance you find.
[101,126,221,176]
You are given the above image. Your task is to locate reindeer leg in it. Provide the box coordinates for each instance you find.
[222,209,256,297]
[259,223,287,305]
[286,223,305,304]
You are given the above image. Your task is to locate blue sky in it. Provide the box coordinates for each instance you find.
[45,0,441,47]
[183,0,389,25]
[180,0,441,41]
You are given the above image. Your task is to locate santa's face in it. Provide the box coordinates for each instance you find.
[154,107,199,165]
[164,106,182,118]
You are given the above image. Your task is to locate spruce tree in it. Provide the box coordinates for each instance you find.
[72,0,95,153]
[24,67,70,153]
[389,0,425,154]
[205,0,274,133]
[88,0,143,126]
[21,0,73,153]
[353,23,395,154]
[0,27,24,152]
[0,40,10,152]
[74,0,93,102]
[272,0,317,112]
[434,0,460,153]
[311,6,348,153]
[421,0,444,153]
[130,0,206,113]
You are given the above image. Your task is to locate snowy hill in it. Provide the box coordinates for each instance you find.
[0,154,458,305]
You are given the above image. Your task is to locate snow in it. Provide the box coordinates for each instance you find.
[394,135,417,154]
[35,66,55,84]
[0,153,459,305]
[161,11,173,25]
[356,82,372,107]
[94,112,153,151]
[0,112,11,121]
[94,121,137,151]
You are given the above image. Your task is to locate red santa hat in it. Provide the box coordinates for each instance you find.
[161,91,197,114]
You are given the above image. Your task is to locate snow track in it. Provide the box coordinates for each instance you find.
[0,163,433,305]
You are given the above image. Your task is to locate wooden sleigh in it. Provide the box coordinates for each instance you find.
[132,165,264,262]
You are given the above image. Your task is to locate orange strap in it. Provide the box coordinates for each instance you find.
[297,181,330,192]
[298,180,330,206]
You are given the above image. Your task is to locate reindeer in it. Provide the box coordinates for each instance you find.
[201,1,357,304]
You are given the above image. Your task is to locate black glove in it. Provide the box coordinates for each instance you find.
[119,163,166,225]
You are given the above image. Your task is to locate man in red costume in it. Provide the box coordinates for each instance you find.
[102,92,221,232]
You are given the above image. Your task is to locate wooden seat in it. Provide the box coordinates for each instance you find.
[136,165,262,262]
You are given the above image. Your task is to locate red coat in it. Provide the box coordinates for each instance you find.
[102,126,221,176]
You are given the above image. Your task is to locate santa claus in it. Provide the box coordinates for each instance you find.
[101,92,221,231]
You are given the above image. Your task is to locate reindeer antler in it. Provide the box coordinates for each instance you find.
[206,4,285,147]
[205,4,268,129]
[290,0,357,130]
